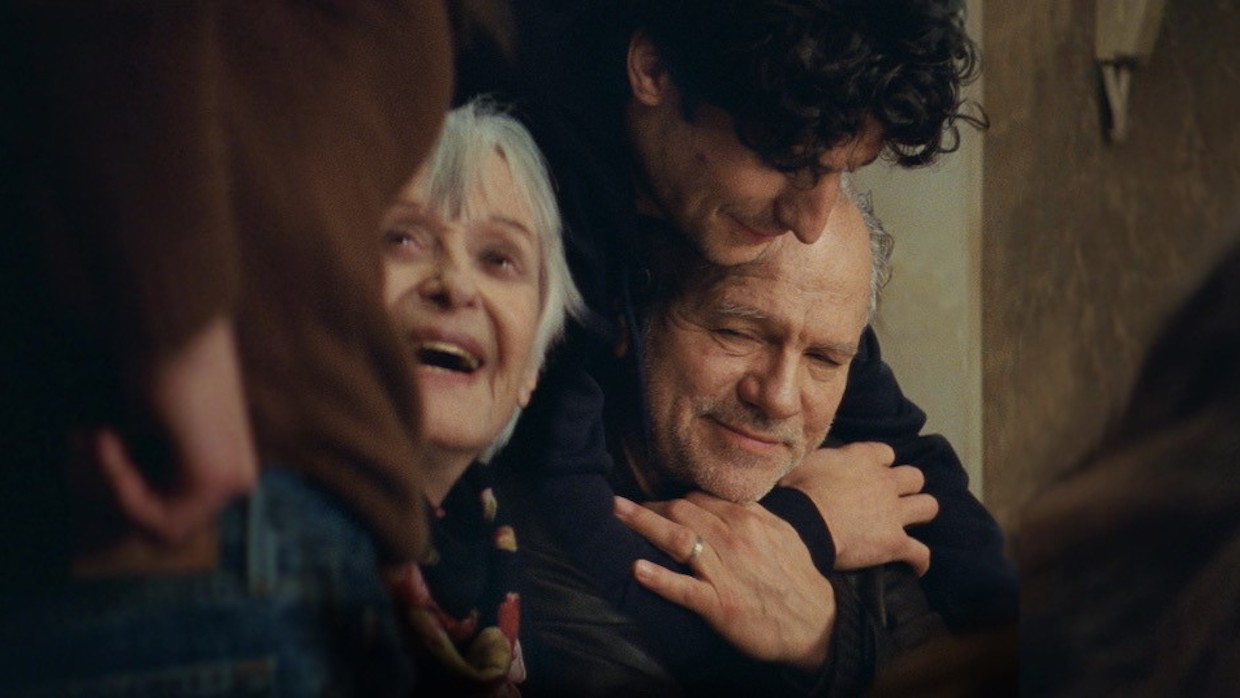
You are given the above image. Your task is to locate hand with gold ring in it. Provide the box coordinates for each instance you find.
[613,494,835,671]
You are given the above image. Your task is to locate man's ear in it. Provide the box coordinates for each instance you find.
[627,30,671,107]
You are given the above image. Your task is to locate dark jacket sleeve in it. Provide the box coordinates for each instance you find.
[763,489,949,696]
[829,327,1018,631]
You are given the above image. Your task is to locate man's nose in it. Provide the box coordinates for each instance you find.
[774,171,842,245]
[737,353,801,420]
[418,253,479,309]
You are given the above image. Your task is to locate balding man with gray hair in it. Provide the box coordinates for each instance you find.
[509,185,944,695]
[630,179,902,506]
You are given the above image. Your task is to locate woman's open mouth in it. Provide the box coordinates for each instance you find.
[413,341,482,374]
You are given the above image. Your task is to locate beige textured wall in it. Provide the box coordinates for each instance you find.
[982,0,1240,532]
[859,104,984,497]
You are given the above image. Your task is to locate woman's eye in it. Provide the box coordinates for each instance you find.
[383,226,433,256]
[485,251,515,269]
[480,247,528,278]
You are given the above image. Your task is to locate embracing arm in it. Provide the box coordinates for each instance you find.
[617,493,896,695]
[819,327,1017,630]
[778,443,938,576]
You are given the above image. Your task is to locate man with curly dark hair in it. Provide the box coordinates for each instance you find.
[457,0,1014,692]
[640,0,980,163]
[619,0,983,261]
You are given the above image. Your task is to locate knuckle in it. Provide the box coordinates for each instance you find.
[665,498,695,522]
[673,583,697,607]
[715,591,743,621]
[905,539,930,564]
[732,514,763,541]
[807,447,841,468]
[902,465,926,487]
[734,507,778,538]
[862,441,895,464]
[670,528,696,554]
[914,547,932,573]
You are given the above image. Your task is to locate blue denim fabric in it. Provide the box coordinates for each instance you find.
[0,468,417,697]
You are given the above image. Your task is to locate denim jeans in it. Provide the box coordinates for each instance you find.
[0,468,417,696]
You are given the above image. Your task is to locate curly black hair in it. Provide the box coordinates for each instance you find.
[629,0,984,171]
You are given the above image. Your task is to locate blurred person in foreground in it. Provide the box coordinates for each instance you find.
[869,234,1240,697]
[1020,237,1240,695]
[0,1,451,693]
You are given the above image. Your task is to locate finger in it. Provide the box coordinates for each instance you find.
[100,427,240,545]
[681,495,788,549]
[891,464,926,495]
[899,493,940,526]
[615,496,704,563]
[900,539,932,577]
[643,496,726,534]
[792,446,842,472]
[94,428,182,542]
[633,558,714,615]
[853,441,896,466]
[681,490,760,523]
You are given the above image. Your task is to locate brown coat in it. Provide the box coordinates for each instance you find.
[3,0,452,563]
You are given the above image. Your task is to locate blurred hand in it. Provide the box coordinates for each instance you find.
[779,442,938,575]
[73,316,258,552]
[615,493,834,672]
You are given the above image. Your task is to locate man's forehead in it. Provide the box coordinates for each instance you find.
[689,271,863,352]
[695,261,819,312]
[689,231,869,320]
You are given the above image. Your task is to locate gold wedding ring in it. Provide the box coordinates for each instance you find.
[687,536,705,562]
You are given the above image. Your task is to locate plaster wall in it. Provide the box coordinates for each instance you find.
[857,97,984,498]
[981,0,1240,532]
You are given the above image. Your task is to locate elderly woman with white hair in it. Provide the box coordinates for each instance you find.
[380,97,583,696]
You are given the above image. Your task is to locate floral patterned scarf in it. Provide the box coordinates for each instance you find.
[388,462,524,696]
